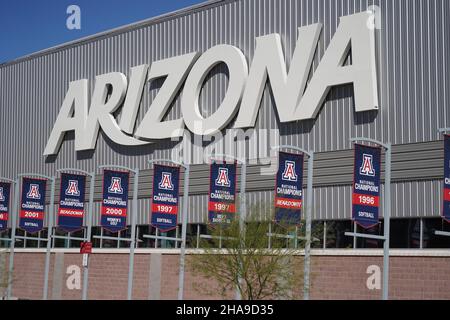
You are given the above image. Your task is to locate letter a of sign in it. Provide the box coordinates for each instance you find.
[360,154,375,177]
[65,180,80,196]
[282,161,298,182]
[159,173,174,190]
[27,184,41,199]
[215,168,230,187]
[0,187,4,201]
[108,178,123,194]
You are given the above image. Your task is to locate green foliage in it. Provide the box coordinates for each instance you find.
[190,216,306,300]
[0,250,11,299]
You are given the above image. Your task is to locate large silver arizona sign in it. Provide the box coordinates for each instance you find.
[44,12,378,156]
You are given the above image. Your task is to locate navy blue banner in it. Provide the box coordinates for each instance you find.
[208,162,237,225]
[274,151,304,226]
[443,135,450,222]
[0,182,11,231]
[352,144,381,229]
[101,170,129,233]
[19,177,47,233]
[58,173,86,232]
[151,164,181,232]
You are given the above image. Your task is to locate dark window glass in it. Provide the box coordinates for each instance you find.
[137,225,157,248]
[311,221,324,249]
[24,230,39,248]
[198,224,214,248]
[39,228,48,248]
[53,228,69,248]
[423,218,450,248]
[102,228,119,248]
[91,227,101,248]
[0,229,10,248]
[14,229,25,248]
[354,223,383,249]
[119,227,131,248]
[159,228,177,248]
[389,219,420,249]
[325,220,353,248]
[185,224,198,249]
[70,229,85,248]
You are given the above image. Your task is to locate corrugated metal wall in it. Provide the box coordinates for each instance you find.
[1,0,449,224]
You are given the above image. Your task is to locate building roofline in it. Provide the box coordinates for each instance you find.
[0,0,229,68]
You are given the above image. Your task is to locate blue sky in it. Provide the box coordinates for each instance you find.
[0,0,205,63]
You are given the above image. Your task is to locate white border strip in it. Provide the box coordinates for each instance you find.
[2,248,450,257]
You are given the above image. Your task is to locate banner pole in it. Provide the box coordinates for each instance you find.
[303,151,314,300]
[178,164,190,300]
[127,168,139,300]
[43,176,56,300]
[7,179,19,300]
[235,159,247,301]
[382,144,392,300]
[82,172,95,300]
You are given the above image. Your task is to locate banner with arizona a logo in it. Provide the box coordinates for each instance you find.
[151,164,180,232]
[58,173,86,232]
[101,170,129,232]
[19,177,47,233]
[443,134,450,222]
[352,144,381,229]
[208,162,237,225]
[274,152,304,226]
[0,182,11,231]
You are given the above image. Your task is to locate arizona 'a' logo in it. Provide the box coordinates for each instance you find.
[65,180,80,196]
[282,161,298,182]
[27,184,41,199]
[215,168,231,187]
[159,172,174,190]
[360,154,375,177]
[0,187,4,201]
[108,177,123,194]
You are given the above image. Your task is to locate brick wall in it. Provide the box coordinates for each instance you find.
[6,251,450,300]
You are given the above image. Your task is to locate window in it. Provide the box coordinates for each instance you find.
[389,219,420,249]
[354,223,383,249]
[0,229,10,248]
[325,220,353,248]
[91,227,101,248]
[5,218,449,250]
[423,218,450,248]
[311,221,324,249]
[137,225,157,248]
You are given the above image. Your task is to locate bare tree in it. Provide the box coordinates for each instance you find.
[190,212,320,300]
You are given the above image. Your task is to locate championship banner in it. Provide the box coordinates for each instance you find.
[0,182,11,231]
[19,177,47,233]
[58,173,86,232]
[101,170,129,232]
[150,164,180,232]
[274,151,304,226]
[443,134,450,222]
[352,144,381,229]
[208,162,237,225]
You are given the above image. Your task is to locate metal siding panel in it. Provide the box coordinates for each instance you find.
[1,0,449,226]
